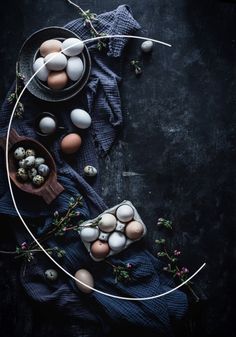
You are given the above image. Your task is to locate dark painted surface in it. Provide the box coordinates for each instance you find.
[0,0,235,336]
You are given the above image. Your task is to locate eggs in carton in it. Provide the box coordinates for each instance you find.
[79,200,147,261]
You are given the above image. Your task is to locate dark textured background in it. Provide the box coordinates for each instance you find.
[0,0,235,336]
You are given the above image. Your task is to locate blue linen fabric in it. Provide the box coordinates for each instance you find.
[0,5,188,336]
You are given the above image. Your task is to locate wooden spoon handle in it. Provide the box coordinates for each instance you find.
[39,180,64,205]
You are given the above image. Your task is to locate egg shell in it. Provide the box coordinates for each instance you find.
[25,149,36,157]
[141,40,154,53]
[80,227,99,242]
[47,71,68,90]
[39,116,56,135]
[44,52,67,71]
[70,109,92,129]
[38,164,50,177]
[32,174,45,186]
[98,213,117,233]
[33,57,49,82]
[60,133,82,154]
[40,39,62,57]
[74,269,94,294]
[16,168,28,182]
[66,57,84,81]
[84,165,97,177]
[108,232,126,252]
[62,38,84,57]
[116,204,134,222]
[90,240,110,259]
[35,157,45,167]
[24,155,35,168]
[28,167,37,180]
[45,269,58,281]
[14,147,25,160]
[125,221,144,240]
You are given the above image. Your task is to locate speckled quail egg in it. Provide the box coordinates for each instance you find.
[35,157,45,168]
[24,156,35,168]
[45,269,58,281]
[16,168,28,182]
[28,167,38,180]
[38,164,50,177]
[32,175,45,186]
[25,149,36,157]
[84,165,97,177]
[18,159,26,168]
[14,147,25,160]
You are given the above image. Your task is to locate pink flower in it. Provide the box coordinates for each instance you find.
[21,242,28,250]
[176,272,181,277]
[181,267,189,274]
[126,263,132,269]
[174,250,181,256]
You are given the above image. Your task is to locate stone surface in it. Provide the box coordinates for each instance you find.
[0,0,235,337]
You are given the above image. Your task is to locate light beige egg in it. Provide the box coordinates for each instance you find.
[125,220,144,240]
[44,52,67,71]
[74,269,94,294]
[40,39,62,57]
[98,213,117,233]
[47,71,68,90]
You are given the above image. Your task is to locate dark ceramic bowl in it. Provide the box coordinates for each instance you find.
[18,26,91,103]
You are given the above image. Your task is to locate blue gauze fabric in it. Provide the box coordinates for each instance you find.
[0,5,187,337]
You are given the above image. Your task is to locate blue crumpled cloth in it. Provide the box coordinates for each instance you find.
[0,5,187,336]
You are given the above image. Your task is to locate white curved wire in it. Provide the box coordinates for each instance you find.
[5,34,206,300]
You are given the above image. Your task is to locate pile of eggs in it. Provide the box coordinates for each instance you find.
[33,38,85,90]
[14,147,50,187]
[80,202,146,260]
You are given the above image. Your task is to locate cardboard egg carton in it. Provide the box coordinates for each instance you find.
[79,200,147,261]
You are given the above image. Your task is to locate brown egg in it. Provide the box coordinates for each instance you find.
[125,221,144,240]
[47,71,68,90]
[61,133,82,154]
[91,240,110,259]
[40,39,62,57]
[74,269,94,294]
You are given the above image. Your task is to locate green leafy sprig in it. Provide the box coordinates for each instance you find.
[7,62,25,118]
[67,0,107,50]
[156,218,199,302]
[105,260,133,283]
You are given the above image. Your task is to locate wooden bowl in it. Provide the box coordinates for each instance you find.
[0,129,64,204]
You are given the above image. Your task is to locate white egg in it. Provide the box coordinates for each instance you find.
[74,269,94,294]
[33,57,49,82]
[141,40,154,53]
[108,232,126,252]
[44,52,67,71]
[66,57,84,81]
[80,227,99,242]
[62,38,84,57]
[70,109,92,129]
[116,204,134,222]
[98,213,117,233]
[39,117,56,135]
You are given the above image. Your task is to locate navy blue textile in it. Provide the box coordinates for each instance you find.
[0,5,187,336]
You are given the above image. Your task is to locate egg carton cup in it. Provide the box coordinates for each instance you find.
[79,200,147,261]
